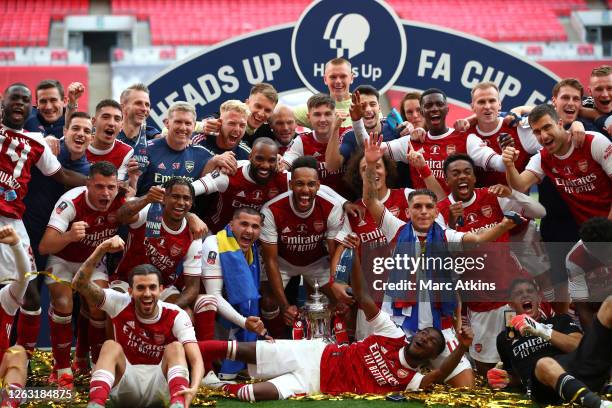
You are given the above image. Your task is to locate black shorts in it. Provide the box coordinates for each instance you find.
[531,316,612,403]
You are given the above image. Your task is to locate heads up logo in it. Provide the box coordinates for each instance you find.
[291,0,406,94]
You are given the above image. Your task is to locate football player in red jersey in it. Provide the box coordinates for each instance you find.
[39,161,126,388]
[73,236,203,408]
[0,226,30,408]
[0,83,87,358]
[198,240,474,401]
[503,104,612,225]
[88,99,134,184]
[112,177,204,309]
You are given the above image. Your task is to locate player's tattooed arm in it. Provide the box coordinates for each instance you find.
[115,185,165,224]
[362,132,386,226]
[73,236,125,304]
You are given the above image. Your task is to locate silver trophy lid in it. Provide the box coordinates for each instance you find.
[304,280,328,313]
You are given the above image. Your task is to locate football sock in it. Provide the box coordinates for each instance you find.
[16,307,41,354]
[167,365,190,406]
[193,295,217,341]
[223,384,255,402]
[49,310,72,370]
[89,369,114,406]
[88,318,106,363]
[75,311,90,364]
[556,373,602,408]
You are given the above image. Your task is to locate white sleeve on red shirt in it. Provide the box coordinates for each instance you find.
[182,238,203,276]
[384,136,410,163]
[326,202,350,242]
[117,148,134,181]
[259,205,277,244]
[379,208,407,242]
[98,288,132,318]
[517,122,541,155]
[47,190,80,232]
[171,307,197,344]
[467,133,504,171]
[525,152,544,181]
[201,236,247,329]
[192,169,230,196]
[589,132,612,177]
[34,133,62,176]
[497,189,546,219]
[282,137,304,167]
[129,204,149,229]
[368,310,405,338]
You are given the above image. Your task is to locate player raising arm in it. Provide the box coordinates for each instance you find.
[73,236,203,408]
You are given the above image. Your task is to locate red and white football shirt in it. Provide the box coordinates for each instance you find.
[472,118,540,187]
[112,204,202,288]
[320,311,423,394]
[86,139,134,180]
[260,190,349,267]
[47,186,125,263]
[349,188,412,245]
[0,125,61,219]
[99,288,197,365]
[281,130,349,192]
[192,161,288,233]
[385,129,503,193]
[525,132,612,225]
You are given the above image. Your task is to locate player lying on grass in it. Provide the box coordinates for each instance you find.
[198,245,474,401]
[490,278,612,408]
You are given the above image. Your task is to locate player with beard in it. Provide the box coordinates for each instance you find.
[74,238,203,408]
[195,100,251,161]
[269,105,298,155]
[39,161,127,388]
[112,178,203,310]
[490,279,612,408]
[384,88,505,193]
[503,104,612,226]
[437,153,545,375]
[193,137,287,233]
[199,242,474,401]
[0,227,30,408]
[88,99,134,183]
[259,156,350,332]
[0,83,87,357]
[282,93,350,194]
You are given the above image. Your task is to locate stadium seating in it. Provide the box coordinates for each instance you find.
[0,0,88,47]
[111,0,586,45]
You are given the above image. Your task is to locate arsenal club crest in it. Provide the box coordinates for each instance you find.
[481,205,493,218]
[577,160,588,173]
[268,188,279,198]
[170,244,182,257]
[314,220,324,232]
[185,161,195,173]
[397,369,408,378]
[207,251,217,265]
[446,144,456,155]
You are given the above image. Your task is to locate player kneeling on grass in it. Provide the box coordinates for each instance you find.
[0,226,30,408]
[198,246,474,401]
[489,278,612,408]
[72,236,203,408]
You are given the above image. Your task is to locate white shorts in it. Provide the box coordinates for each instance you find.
[109,359,169,408]
[356,310,472,383]
[248,339,327,399]
[109,280,179,301]
[45,255,108,285]
[0,216,35,282]
[468,304,510,364]
[261,256,330,288]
